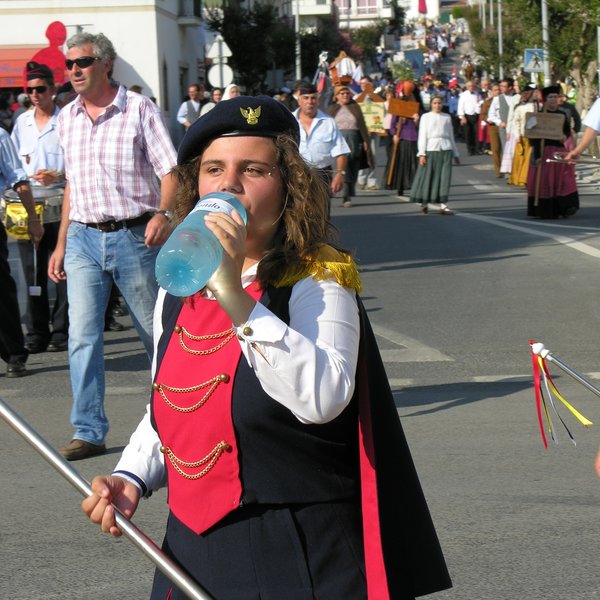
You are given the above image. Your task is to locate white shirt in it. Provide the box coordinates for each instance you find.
[11,106,64,186]
[417,111,459,158]
[457,90,481,116]
[582,97,600,132]
[114,264,360,494]
[293,109,350,169]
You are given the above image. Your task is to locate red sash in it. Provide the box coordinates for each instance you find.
[153,282,262,534]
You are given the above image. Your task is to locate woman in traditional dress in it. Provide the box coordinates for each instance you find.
[327,85,372,207]
[384,90,421,197]
[81,95,451,600]
[508,84,538,187]
[526,85,579,218]
[409,96,460,215]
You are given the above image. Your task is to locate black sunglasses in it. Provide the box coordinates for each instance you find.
[27,85,48,94]
[65,56,100,70]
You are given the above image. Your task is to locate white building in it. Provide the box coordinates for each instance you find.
[0,0,206,142]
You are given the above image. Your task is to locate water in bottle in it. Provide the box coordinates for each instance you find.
[155,192,247,296]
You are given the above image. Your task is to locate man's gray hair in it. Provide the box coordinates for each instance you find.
[66,32,117,77]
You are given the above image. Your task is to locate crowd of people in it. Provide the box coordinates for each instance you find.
[3,20,600,600]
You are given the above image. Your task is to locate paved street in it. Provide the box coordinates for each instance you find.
[2,142,600,599]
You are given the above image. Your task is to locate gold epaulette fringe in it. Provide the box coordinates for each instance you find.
[274,244,362,292]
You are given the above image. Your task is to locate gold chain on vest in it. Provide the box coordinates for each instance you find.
[153,373,230,413]
[175,324,235,355]
[160,441,230,480]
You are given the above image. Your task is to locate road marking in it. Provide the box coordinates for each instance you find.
[387,374,532,388]
[459,213,600,258]
[370,323,454,362]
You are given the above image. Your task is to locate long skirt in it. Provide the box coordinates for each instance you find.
[508,137,531,186]
[409,150,453,205]
[150,503,367,600]
[339,129,363,199]
[526,145,579,218]
[500,133,517,174]
[385,139,418,195]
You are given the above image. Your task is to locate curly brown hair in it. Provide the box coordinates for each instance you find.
[169,134,342,287]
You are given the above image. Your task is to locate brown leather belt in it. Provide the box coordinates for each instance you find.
[79,212,153,232]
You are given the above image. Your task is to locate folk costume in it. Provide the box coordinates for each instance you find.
[526,87,579,219]
[385,106,420,196]
[114,248,451,599]
[409,110,459,210]
[109,96,451,599]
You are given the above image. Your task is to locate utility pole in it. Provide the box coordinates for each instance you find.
[497,0,503,79]
[541,0,551,86]
[295,0,301,81]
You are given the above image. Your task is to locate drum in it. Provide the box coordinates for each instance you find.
[1,186,64,224]
[1,186,64,239]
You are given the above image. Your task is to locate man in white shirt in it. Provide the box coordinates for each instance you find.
[11,61,68,354]
[457,80,482,155]
[565,97,600,161]
[293,83,349,207]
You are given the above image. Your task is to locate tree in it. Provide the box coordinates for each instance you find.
[464,0,599,110]
[344,20,387,64]
[205,2,296,94]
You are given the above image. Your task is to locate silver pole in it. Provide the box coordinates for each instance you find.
[295,0,301,81]
[540,0,551,86]
[497,0,503,79]
[489,0,494,27]
[482,0,487,31]
[543,355,600,399]
[0,397,213,600]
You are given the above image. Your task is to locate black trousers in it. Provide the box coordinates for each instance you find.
[0,222,27,363]
[17,221,68,343]
[463,114,480,155]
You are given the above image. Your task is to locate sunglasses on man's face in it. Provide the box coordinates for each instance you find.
[27,85,48,94]
[65,56,100,70]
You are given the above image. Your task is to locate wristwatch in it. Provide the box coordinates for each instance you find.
[155,210,173,221]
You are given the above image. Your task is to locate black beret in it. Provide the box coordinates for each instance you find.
[26,61,53,81]
[297,82,318,95]
[177,95,300,165]
[541,85,561,100]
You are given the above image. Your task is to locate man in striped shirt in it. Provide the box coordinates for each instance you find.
[48,32,177,461]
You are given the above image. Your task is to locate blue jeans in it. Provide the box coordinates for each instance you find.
[64,221,158,444]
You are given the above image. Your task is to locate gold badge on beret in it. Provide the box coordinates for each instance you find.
[240,106,261,125]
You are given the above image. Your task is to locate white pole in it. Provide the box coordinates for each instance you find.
[489,0,494,27]
[541,0,551,86]
[497,0,503,79]
[295,0,301,81]
[482,0,487,31]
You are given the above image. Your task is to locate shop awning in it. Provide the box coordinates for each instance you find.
[0,47,45,88]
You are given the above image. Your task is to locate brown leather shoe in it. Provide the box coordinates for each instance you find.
[59,439,106,461]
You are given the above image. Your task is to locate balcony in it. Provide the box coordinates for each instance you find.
[177,0,203,26]
[299,0,335,16]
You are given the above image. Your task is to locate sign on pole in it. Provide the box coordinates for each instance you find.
[523,49,546,73]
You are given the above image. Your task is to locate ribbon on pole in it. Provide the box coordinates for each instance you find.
[0,397,213,600]
[529,341,593,447]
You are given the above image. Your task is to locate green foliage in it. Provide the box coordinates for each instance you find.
[464,0,598,102]
[343,20,387,63]
[387,0,406,35]
[390,59,414,82]
[300,26,346,80]
[205,2,295,93]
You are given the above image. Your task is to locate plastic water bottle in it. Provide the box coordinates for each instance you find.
[155,192,247,296]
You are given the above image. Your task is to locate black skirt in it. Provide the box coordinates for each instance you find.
[150,501,366,600]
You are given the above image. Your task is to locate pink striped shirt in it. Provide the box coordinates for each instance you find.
[58,84,177,223]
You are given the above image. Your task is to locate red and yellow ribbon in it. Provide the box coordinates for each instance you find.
[529,340,592,448]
